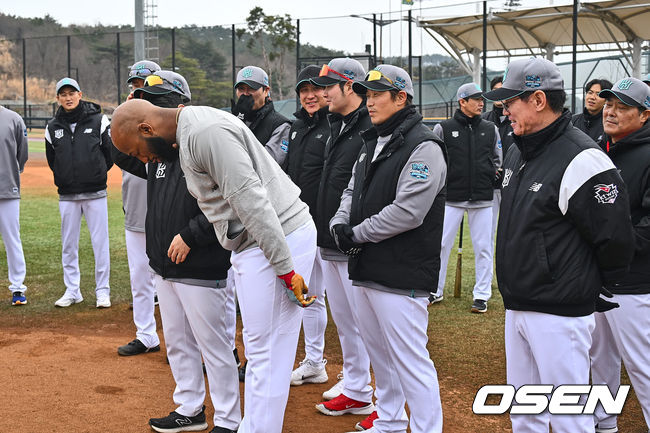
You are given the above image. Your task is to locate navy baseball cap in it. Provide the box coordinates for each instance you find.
[56,77,81,94]
[483,57,564,101]
[296,65,322,92]
[133,70,191,102]
[235,66,269,90]
[353,65,414,98]
[599,77,650,110]
[311,58,366,87]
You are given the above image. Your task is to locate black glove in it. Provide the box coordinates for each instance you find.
[493,168,503,188]
[595,286,619,313]
[332,224,362,256]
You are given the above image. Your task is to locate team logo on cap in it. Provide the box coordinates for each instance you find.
[525,75,541,88]
[394,76,407,89]
[594,184,618,204]
[617,79,633,90]
[343,70,355,79]
[242,68,253,78]
[263,76,269,86]
[644,96,650,109]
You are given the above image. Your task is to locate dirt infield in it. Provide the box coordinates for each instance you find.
[3,156,645,433]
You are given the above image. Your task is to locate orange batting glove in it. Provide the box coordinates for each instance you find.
[278,270,316,308]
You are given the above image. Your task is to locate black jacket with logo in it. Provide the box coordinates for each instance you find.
[496,110,635,317]
[441,109,496,201]
[45,101,113,195]
[111,150,231,281]
[602,122,650,294]
[572,107,605,145]
[348,112,447,291]
[316,103,373,250]
[248,101,290,146]
[285,106,329,219]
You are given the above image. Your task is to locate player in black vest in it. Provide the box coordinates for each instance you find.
[331,64,447,433]
[232,65,291,166]
[431,82,502,313]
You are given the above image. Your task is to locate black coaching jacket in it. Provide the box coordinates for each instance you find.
[496,110,635,317]
[285,106,329,220]
[112,151,231,281]
[602,121,650,294]
[316,103,372,251]
[45,101,113,195]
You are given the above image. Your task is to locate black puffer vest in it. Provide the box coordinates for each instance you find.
[442,109,496,201]
[348,112,447,292]
[248,101,290,145]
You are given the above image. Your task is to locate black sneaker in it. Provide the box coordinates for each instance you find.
[233,348,241,368]
[471,299,488,313]
[149,406,208,432]
[117,339,160,356]
[238,360,247,382]
[209,427,237,433]
[154,294,159,306]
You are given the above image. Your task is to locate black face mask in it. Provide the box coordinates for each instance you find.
[234,94,256,121]
[146,136,179,162]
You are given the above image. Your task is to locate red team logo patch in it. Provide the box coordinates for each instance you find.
[594,184,618,204]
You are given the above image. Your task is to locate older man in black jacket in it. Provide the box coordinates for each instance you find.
[590,77,650,433]
[484,58,635,433]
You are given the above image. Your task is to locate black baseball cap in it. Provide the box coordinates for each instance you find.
[296,65,322,92]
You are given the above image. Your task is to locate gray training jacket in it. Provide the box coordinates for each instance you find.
[0,107,28,199]
[177,106,312,276]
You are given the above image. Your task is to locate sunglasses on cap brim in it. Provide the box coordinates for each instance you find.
[320,64,352,81]
[128,67,157,79]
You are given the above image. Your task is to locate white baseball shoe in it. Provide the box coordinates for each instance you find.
[291,358,328,385]
[54,293,83,307]
[322,371,345,400]
[96,289,111,308]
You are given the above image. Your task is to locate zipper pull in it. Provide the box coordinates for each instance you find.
[518,161,526,174]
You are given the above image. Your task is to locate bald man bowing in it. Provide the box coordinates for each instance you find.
[111,99,317,433]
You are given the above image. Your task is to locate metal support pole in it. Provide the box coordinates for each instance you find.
[373,14,377,67]
[116,32,121,105]
[22,39,27,119]
[296,19,301,76]
[67,35,71,77]
[232,24,236,100]
[418,55,423,115]
[482,1,487,93]
[171,28,176,71]
[408,10,413,77]
[571,0,578,113]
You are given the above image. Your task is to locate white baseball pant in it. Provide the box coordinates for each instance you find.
[225,267,237,351]
[58,198,110,298]
[0,199,26,292]
[124,229,158,348]
[231,221,316,433]
[491,189,501,241]
[436,204,493,301]
[350,286,442,433]
[301,248,327,363]
[590,293,650,431]
[321,257,373,403]
[505,309,595,433]
[155,274,241,430]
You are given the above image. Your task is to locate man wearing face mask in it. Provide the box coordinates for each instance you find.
[45,77,113,308]
[572,78,613,145]
[232,66,291,166]
[431,83,502,313]
[285,65,331,387]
